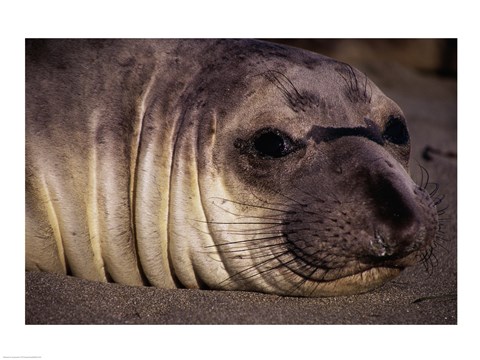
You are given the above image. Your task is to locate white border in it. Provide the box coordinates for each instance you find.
[3,1,477,359]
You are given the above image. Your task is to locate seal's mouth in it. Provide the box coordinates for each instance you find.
[290,266,403,297]
[283,255,407,284]
[273,237,431,295]
[281,232,421,285]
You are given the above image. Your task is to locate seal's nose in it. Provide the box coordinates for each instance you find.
[364,164,428,260]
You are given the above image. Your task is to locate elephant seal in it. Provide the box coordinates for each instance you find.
[25,39,439,296]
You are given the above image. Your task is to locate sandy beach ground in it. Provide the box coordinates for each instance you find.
[25,40,457,325]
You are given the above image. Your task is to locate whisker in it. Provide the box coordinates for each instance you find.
[222,229,286,236]
[211,202,290,221]
[437,207,449,216]
[201,220,285,226]
[271,188,309,208]
[213,244,283,256]
[220,223,289,233]
[206,234,286,248]
[247,190,296,210]
[210,196,295,214]
[286,263,323,296]
[433,194,445,206]
[417,164,430,189]
[292,184,326,203]
[295,183,342,205]
[260,70,306,109]
[429,182,440,197]
[219,249,292,285]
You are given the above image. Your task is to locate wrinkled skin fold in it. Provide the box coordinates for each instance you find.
[25,39,439,296]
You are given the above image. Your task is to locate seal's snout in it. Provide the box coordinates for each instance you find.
[363,164,434,262]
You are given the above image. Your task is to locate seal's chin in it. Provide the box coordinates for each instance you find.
[299,266,402,297]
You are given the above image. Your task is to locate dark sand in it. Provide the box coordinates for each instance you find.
[25,40,457,325]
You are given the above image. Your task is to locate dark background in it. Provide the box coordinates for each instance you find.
[269,39,457,77]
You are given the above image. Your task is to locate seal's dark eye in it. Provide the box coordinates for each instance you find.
[254,128,300,158]
[234,127,304,158]
[254,131,288,157]
[383,116,409,145]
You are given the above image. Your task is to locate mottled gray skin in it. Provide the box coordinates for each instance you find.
[25,39,438,296]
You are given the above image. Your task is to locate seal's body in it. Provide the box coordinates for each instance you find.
[26,39,438,296]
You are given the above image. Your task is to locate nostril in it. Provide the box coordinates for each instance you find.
[369,222,424,260]
[370,231,389,257]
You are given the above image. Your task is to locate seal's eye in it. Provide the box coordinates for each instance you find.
[383,116,409,145]
[234,127,304,158]
[253,128,299,158]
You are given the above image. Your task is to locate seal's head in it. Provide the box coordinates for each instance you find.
[190,41,439,296]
